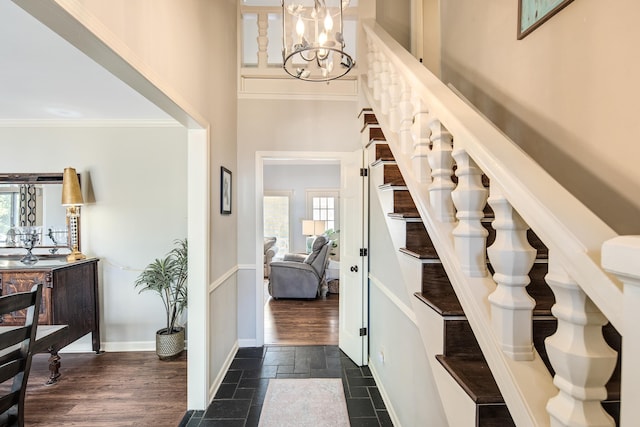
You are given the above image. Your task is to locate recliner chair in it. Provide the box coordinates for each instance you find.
[268,235,331,299]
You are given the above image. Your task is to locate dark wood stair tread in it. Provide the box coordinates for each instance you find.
[419,263,463,315]
[414,288,463,317]
[436,355,505,404]
[371,158,396,167]
[378,183,408,191]
[400,246,439,259]
[388,212,421,220]
[360,110,379,131]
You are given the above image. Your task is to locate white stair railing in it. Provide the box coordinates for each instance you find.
[362,19,622,427]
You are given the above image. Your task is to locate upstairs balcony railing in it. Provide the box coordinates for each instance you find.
[238,1,359,98]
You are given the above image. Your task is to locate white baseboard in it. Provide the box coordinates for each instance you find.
[98,341,156,352]
[208,342,240,403]
[369,359,402,427]
[64,339,189,353]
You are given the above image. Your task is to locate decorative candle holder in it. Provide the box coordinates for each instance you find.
[19,227,40,266]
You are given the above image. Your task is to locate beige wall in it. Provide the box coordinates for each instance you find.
[441,0,640,234]
[377,0,411,50]
[422,0,441,77]
[75,0,239,273]
[0,125,187,349]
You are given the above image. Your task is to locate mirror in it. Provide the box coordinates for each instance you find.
[0,173,75,258]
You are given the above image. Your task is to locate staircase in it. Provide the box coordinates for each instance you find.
[360,19,626,427]
[363,112,622,425]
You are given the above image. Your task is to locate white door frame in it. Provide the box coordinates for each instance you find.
[255,150,357,347]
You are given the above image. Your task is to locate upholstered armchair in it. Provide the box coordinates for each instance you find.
[264,237,277,278]
[268,235,331,299]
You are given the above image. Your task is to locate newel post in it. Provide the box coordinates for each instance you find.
[603,236,640,426]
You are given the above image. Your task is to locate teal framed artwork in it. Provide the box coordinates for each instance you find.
[518,0,574,39]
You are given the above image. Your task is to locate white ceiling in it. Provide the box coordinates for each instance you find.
[0,1,173,122]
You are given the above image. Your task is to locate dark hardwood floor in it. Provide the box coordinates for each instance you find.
[264,291,339,346]
[22,351,186,426]
[15,290,336,425]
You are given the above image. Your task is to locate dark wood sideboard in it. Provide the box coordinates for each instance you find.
[0,258,100,382]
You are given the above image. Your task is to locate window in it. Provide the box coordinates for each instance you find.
[306,190,339,233]
[264,191,292,257]
[0,186,19,243]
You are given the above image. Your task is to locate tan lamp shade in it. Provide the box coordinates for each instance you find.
[313,220,326,235]
[302,220,314,236]
[302,219,326,236]
[62,167,84,206]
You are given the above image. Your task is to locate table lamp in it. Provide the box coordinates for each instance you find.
[302,219,326,253]
[62,167,86,261]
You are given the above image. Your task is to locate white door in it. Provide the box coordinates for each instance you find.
[339,149,368,365]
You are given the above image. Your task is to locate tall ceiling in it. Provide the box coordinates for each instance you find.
[0,1,173,121]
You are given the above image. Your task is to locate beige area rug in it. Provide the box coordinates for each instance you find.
[258,378,350,427]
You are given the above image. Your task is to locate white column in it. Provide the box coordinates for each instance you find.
[428,119,455,222]
[487,183,536,360]
[602,236,640,426]
[545,254,617,427]
[451,149,488,277]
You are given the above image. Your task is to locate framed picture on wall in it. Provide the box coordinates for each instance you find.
[221,166,232,215]
[518,0,574,39]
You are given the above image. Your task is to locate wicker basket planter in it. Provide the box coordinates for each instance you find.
[156,327,185,360]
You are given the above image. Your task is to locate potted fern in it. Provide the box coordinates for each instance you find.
[135,238,188,360]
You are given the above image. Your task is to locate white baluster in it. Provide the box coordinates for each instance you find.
[451,149,488,277]
[396,86,415,155]
[373,50,384,101]
[392,77,411,135]
[257,12,268,68]
[387,65,401,131]
[379,58,391,115]
[367,38,376,89]
[410,98,431,184]
[545,255,617,427]
[428,119,455,222]
[487,183,536,360]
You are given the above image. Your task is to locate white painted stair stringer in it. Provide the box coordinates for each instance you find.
[368,145,481,426]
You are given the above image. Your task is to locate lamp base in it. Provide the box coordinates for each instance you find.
[67,249,86,262]
[306,236,315,254]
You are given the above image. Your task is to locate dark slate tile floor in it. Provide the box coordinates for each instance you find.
[180,345,393,426]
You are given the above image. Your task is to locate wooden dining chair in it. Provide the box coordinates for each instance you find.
[0,283,43,427]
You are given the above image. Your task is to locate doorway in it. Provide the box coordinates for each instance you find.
[262,159,340,345]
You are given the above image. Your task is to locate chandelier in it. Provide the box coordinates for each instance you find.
[281,0,355,82]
